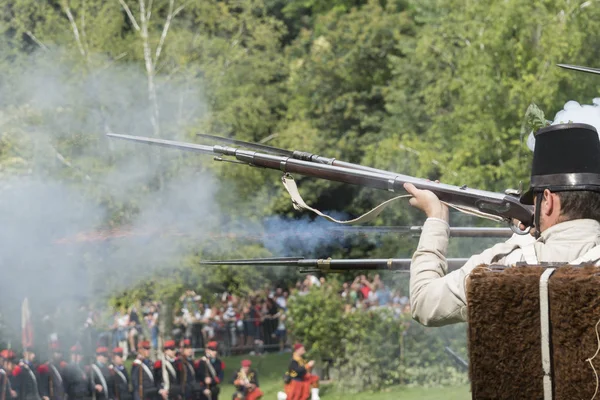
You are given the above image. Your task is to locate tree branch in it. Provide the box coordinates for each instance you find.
[154,0,180,65]
[24,31,48,51]
[118,0,140,31]
[62,1,86,57]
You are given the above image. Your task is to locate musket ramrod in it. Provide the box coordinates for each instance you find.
[107,133,533,232]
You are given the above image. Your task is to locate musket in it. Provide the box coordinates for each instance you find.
[444,347,469,372]
[198,257,469,273]
[331,226,513,238]
[557,63,600,76]
[106,133,533,233]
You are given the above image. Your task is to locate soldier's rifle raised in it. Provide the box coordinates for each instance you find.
[198,257,469,274]
[106,133,533,233]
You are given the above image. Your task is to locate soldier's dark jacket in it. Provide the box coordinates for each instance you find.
[153,359,181,399]
[63,363,92,400]
[90,362,113,400]
[1,367,14,400]
[109,364,131,400]
[178,357,196,400]
[196,357,224,400]
[288,356,308,382]
[38,362,66,400]
[131,358,157,400]
[12,362,41,400]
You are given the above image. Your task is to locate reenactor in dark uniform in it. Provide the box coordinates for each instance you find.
[90,347,112,400]
[109,348,131,400]
[63,345,92,400]
[38,343,66,400]
[177,341,196,400]
[12,348,41,400]
[1,350,17,400]
[153,341,180,400]
[283,344,319,400]
[130,341,158,400]
[231,360,262,400]
[196,342,223,400]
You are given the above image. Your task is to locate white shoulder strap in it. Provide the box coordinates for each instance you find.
[539,268,557,400]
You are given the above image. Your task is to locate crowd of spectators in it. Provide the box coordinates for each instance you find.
[69,275,412,359]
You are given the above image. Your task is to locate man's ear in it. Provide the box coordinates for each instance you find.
[542,189,555,216]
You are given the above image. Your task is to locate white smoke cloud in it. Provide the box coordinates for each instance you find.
[527,98,600,150]
[0,49,220,339]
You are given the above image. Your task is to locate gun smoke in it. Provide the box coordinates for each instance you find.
[527,98,600,150]
[0,49,219,342]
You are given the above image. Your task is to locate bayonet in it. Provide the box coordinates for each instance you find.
[557,63,600,76]
[107,133,533,232]
[199,257,469,273]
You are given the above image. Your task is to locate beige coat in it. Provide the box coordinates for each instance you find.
[410,218,600,327]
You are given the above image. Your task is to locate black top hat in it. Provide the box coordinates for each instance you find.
[520,123,600,205]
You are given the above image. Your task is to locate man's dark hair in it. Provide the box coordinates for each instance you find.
[558,190,600,222]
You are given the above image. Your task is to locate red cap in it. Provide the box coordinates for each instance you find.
[183,339,191,348]
[207,341,218,351]
[96,347,109,356]
[70,344,82,354]
[241,360,251,367]
[293,343,304,352]
[164,340,176,350]
[112,347,124,356]
[138,341,151,350]
[0,350,15,361]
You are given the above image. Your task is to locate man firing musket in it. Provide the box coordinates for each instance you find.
[405,122,600,326]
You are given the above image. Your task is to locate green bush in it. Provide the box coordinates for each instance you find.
[332,308,405,392]
[287,283,347,361]
[287,284,468,391]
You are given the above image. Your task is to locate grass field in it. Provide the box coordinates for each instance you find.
[126,353,469,399]
[218,353,470,400]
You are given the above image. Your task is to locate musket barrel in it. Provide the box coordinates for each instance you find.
[245,151,533,225]
[199,257,469,272]
[333,226,513,238]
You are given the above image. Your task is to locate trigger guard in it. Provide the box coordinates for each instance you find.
[509,221,531,236]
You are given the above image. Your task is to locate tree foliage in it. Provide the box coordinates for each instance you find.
[2,0,600,369]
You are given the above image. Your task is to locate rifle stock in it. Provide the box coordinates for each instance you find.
[107,133,533,231]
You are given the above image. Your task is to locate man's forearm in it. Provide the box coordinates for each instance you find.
[409,218,468,326]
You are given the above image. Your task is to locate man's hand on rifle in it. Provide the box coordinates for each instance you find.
[205,377,212,385]
[159,388,168,399]
[404,183,449,222]
[95,384,103,392]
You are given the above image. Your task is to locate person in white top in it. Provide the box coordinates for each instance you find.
[405,123,600,326]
